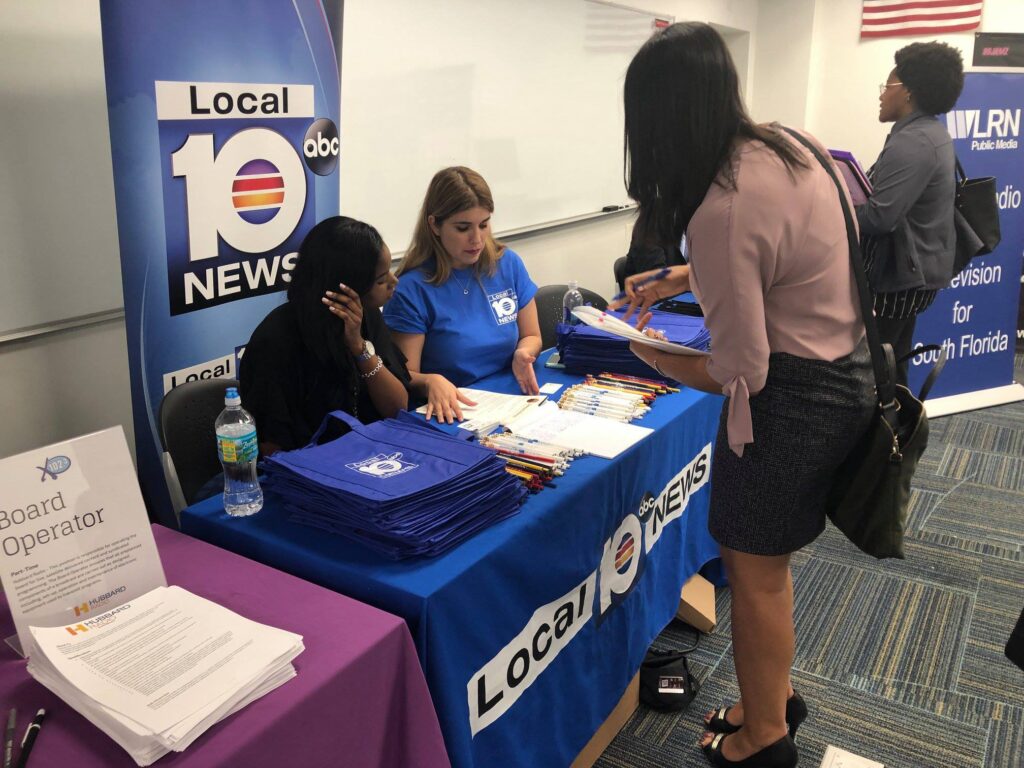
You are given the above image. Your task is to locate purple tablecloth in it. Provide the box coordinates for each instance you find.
[0,525,450,768]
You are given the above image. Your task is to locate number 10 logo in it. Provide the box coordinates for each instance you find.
[172,127,307,262]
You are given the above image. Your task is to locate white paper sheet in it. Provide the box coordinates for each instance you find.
[416,388,547,433]
[28,586,302,742]
[506,401,652,459]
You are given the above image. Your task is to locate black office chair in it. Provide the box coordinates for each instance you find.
[534,284,608,350]
[614,256,629,293]
[157,378,239,516]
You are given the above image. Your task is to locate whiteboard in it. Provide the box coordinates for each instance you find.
[0,2,125,336]
[0,0,662,336]
[338,0,663,254]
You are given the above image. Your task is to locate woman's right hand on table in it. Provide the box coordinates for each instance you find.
[609,264,691,322]
[423,373,477,424]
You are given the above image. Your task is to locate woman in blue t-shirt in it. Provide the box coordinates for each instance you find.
[384,166,542,422]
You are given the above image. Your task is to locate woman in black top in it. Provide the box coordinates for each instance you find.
[240,216,411,456]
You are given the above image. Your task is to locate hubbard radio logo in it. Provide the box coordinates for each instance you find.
[156,81,339,315]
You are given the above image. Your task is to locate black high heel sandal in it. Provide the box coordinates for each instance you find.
[702,732,798,768]
[705,692,808,738]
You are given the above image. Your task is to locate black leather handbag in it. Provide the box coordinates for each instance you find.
[955,156,1001,254]
[783,128,942,560]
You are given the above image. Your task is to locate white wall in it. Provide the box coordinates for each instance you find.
[748,0,816,126]
[18,0,1020,461]
[0,1,133,462]
[0,0,763,462]
[811,0,1024,164]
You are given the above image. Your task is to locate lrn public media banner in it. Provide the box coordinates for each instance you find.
[100,1,341,524]
[910,72,1024,408]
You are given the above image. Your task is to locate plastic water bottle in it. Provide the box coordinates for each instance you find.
[562,280,584,325]
[215,387,263,517]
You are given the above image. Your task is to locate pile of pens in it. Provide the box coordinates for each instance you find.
[557,373,678,422]
[480,433,578,493]
[4,708,45,768]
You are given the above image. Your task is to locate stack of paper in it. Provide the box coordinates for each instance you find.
[415,387,546,436]
[506,401,653,459]
[559,306,710,378]
[26,586,303,766]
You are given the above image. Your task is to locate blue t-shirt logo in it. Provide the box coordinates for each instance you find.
[488,289,519,325]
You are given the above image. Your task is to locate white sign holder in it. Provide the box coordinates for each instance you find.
[0,426,167,657]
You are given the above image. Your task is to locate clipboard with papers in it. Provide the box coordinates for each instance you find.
[571,306,710,357]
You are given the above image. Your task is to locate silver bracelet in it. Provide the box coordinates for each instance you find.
[360,356,384,379]
[652,355,666,377]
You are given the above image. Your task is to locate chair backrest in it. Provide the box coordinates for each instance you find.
[534,284,608,350]
[158,378,239,506]
[613,256,629,293]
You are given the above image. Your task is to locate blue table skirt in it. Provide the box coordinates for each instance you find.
[182,355,723,768]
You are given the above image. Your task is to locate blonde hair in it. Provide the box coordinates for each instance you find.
[397,166,505,285]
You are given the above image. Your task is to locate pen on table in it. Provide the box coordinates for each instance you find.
[13,709,44,768]
[611,267,672,303]
[3,709,15,768]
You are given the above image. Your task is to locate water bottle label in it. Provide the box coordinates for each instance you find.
[218,430,258,464]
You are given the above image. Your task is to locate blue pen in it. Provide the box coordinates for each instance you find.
[611,267,672,303]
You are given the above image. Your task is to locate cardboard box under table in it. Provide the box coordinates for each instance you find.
[182,352,723,768]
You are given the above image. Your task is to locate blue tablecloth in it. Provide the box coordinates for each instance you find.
[181,355,723,768]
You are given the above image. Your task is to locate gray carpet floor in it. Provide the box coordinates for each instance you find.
[596,354,1024,768]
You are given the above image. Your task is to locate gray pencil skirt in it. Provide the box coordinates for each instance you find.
[708,339,875,556]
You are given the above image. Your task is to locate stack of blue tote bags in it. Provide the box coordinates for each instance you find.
[558,304,711,378]
[261,410,527,559]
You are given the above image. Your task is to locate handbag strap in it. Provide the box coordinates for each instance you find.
[955,154,967,186]
[780,128,899,420]
[895,343,947,402]
[307,409,364,447]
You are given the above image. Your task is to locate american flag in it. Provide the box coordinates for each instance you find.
[860,1,984,39]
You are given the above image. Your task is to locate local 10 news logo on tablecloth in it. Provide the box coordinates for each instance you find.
[156,81,338,315]
[467,444,711,737]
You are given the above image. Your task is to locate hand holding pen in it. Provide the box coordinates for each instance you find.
[608,265,690,321]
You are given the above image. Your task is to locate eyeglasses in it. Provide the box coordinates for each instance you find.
[878,81,903,95]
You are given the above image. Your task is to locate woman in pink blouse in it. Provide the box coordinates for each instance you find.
[613,23,875,768]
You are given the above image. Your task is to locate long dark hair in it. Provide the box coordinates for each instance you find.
[288,216,384,379]
[624,22,807,247]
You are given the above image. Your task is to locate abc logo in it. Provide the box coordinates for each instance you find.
[303,118,339,176]
[635,491,658,524]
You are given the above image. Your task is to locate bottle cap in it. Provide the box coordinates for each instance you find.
[568,280,579,290]
[225,387,241,406]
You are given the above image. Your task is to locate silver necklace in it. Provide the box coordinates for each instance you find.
[452,270,473,295]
